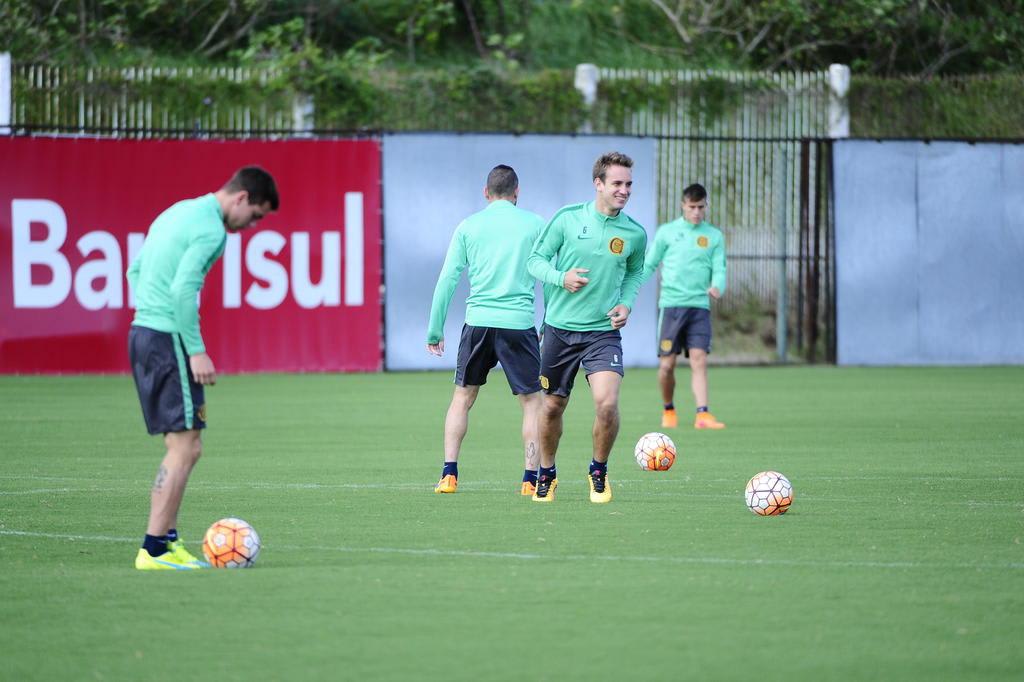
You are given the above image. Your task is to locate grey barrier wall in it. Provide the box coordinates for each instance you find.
[834,140,1024,365]
[383,133,658,371]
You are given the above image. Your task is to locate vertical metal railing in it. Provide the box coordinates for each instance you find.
[12,63,292,135]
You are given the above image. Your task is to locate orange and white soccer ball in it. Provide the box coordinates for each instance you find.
[634,432,676,471]
[202,517,261,568]
[744,471,794,516]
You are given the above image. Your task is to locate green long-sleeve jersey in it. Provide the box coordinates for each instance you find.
[126,194,227,354]
[527,202,647,331]
[426,200,545,344]
[641,218,727,309]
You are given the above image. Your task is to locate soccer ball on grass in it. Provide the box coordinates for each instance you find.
[634,432,676,471]
[744,471,794,516]
[202,517,261,568]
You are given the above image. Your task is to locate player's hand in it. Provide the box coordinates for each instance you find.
[427,340,445,356]
[189,353,217,385]
[563,268,590,292]
[607,304,630,330]
[708,286,721,300]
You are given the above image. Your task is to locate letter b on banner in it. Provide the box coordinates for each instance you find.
[12,199,71,308]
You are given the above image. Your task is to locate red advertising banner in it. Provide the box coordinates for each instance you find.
[0,137,382,373]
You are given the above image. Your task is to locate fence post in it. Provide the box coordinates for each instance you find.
[574,63,599,134]
[827,64,850,138]
[0,53,11,134]
[775,147,789,362]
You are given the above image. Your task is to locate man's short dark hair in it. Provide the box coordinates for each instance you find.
[486,165,518,198]
[593,152,634,181]
[682,183,707,203]
[223,166,280,210]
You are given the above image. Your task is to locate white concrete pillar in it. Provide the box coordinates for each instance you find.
[827,63,850,139]
[292,93,314,136]
[0,53,12,135]
[574,63,599,134]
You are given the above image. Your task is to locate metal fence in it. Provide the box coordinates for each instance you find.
[586,68,834,362]
[12,63,293,135]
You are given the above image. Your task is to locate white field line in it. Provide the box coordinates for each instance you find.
[2,481,1022,507]
[1,529,1022,572]
[3,473,1022,484]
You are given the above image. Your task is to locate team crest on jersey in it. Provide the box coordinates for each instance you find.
[660,339,673,352]
[609,237,625,254]
[196,404,207,422]
[697,236,709,248]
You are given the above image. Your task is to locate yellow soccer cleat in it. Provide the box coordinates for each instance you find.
[588,471,612,504]
[167,539,210,567]
[661,408,678,429]
[520,481,537,496]
[434,474,458,494]
[531,477,557,503]
[694,412,726,430]
[134,548,204,571]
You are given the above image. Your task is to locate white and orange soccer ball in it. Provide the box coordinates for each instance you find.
[744,471,794,516]
[634,432,676,471]
[202,518,262,568]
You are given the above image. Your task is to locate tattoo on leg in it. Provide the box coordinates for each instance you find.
[153,465,168,492]
[526,442,538,469]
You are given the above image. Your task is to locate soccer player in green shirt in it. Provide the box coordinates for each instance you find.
[426,165,546,496]
[126,166,279,570]
[526,152,647,503]
[641,183,727,430]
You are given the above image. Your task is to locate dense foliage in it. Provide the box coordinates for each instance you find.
[4,0,1023,76]
[6,1,1024,137]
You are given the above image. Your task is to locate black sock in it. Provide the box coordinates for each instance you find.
[442,461,458,478]
[696,406,709,413]
[166,528,178,543]
[143,534,168,557]
[589,459,607,478]
[664,402,675,411]
[522,469,538,484]
[538,465,556,482]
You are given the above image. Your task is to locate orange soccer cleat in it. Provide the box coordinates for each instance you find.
[694,412,726,430]
[434,474,458,494]
[661,408,678,429]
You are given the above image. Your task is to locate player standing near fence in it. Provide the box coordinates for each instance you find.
[127,166,279,570]
[641,183,727,430]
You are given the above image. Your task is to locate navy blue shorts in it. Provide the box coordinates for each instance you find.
[539,324,623,397]
[129,326,206,435]
[454,325,541,395]
[658,307,712,357]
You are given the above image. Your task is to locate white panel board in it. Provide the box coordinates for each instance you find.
[834,140,920,364]
[999,146,1024,363]
[383,133,658,372]
[835,140,1024,365]
[916,143,1003,363]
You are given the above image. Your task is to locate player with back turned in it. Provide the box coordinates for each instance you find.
[426,165,546,495]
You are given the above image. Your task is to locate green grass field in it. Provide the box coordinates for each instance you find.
[2,366,1022,681]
